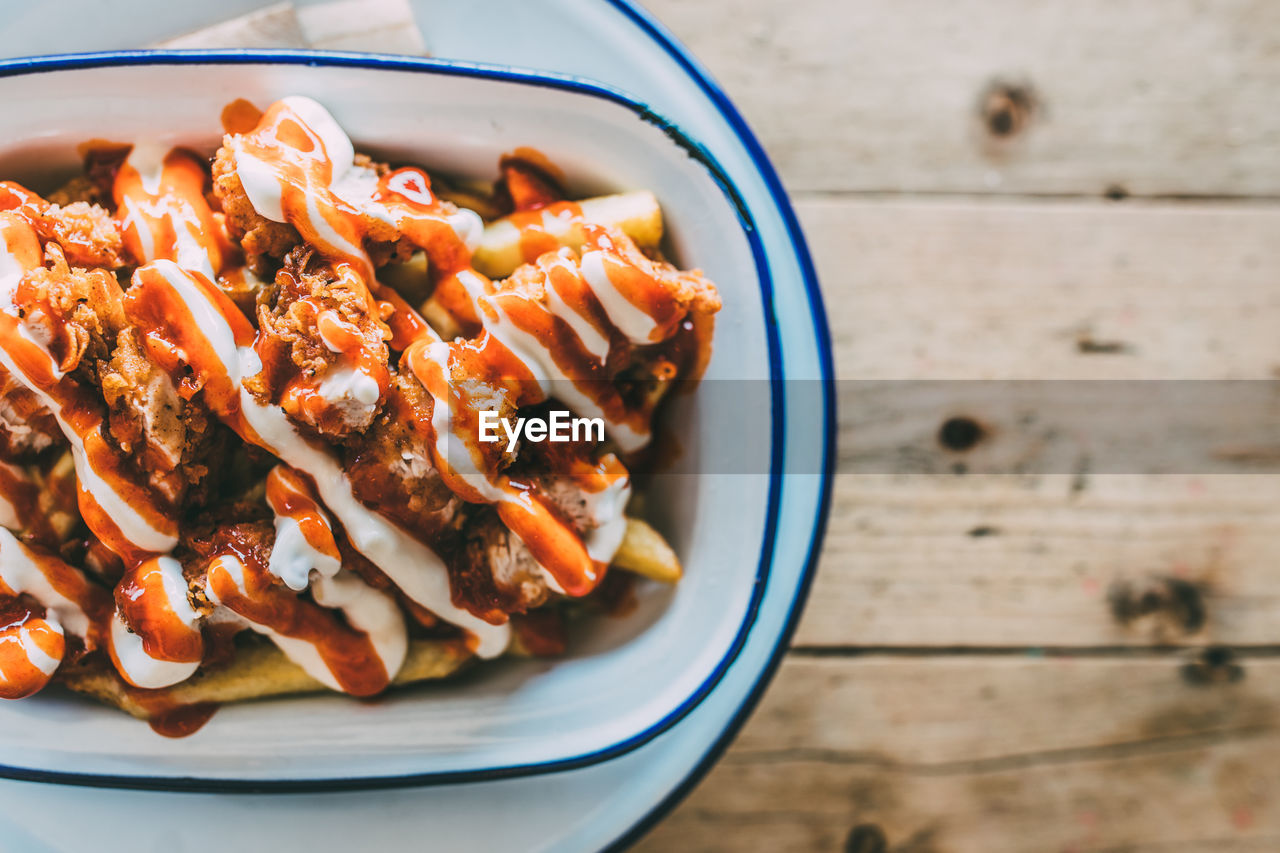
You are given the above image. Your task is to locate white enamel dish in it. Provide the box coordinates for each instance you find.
[0,1,835,848]
[0,53,782,787]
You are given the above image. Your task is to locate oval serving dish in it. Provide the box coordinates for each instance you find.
[0,52,785,790]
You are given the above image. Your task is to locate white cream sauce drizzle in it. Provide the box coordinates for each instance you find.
[232,96,482,267]
[119,142,218,280]
[19,623,62,676]
[0,221,177,556]
[109,555,201,689]
[109,610,199,690]
[147,262,508,656]
[205,554,406,690]
[0,527,90,638]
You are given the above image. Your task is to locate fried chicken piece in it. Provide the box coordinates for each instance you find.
[13,242,126,377]
[454,508,550,618]
[210,144,299,277]
[341,373,460,533]
[0,181,123,269]
[497,226,721,336]
[244,246,392,440]
[96,329,225,507]
[45,175,104,207]
[212,140,421,275]
[0,366,61,462]
[9,234,222,509]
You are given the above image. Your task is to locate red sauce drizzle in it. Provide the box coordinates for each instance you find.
[0,213,178,563]
[205,536,389,697]
[114,557,203,665]
[0,601,64,700]
[265,465,341,562]
[113,147,228,273]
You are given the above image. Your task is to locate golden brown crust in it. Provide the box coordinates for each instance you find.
[341,374,460,529]
[212,143,418,274]
[15,243,126,375]
[97,329,225,507]
[212,140,299,276]
[45,175,104,208]
[34,200,125,270]
[245,246,392,440]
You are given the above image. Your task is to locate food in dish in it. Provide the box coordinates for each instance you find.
[0,96,719,734]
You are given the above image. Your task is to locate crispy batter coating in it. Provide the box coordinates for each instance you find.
[500,226,721,319]
[45,175,103,207]
[211,143,417,275]
[37,201,125,269]
[97,329,224,507]
[14,242,126,376]
[457,509,550,617]
[211,142,299,277]
[10,239,223,509]
[245,246,392,440]
[341,373,459,532]
[0,182,123,269]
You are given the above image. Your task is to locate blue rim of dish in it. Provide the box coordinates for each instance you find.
[596,1,836,850]
[0,48,798,792]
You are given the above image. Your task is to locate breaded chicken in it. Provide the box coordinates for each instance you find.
[9,234,222,510]
[341,373,460,533]
[245,246,392,440]
[97,329,225,508]
[457,508,552,617]
[13,242,126,377]
[210,144,299,277]
[45,175,105,207]
[0,181,123,270]
[212,142,422,275]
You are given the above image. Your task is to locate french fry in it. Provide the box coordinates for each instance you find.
[60,636,471,720]
[612,517,682,584]
[419,292,465,341]
[378,250,431,305]
[471,190,664,279]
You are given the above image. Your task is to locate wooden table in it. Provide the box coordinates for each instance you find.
[633,2,1280,850]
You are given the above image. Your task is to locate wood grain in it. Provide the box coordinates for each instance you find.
[636,657,1280,852]
[786,197,1280,648]
[630,0,1280,839]
[641,0,1280,198]
[800,198,1280,381]
[800,473,1280,649]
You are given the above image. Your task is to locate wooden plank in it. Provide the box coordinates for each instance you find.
[798,197,1280,381]
[789,197,1280,647]
[642,0,1280,197]
[800,473,1280,648]
[635,657,1280,852]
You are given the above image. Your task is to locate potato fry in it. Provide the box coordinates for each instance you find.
[60,637,471,720]
[378,250,431,305]
[471,190,664,279]
[419,293,464,340]
[612,517,682,584]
